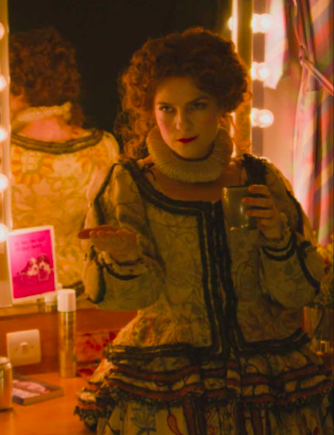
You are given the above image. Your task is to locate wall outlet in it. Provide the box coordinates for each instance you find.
[6,329,41,366]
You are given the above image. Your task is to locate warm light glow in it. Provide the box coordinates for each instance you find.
[0,224,9,242]
[251,62,270,81]
[0,23,5,40]
[0,125,8,142]
[228,17,234,31]
[250,64,256,79]
[0,74,6,91]
[257,63,270,81]
[0,173,9,192]
[259,14,273,33]
[252,13,273,33]
[251,108,274,128]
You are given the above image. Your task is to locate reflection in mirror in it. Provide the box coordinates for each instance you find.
[7,27,119,308]
[2,0,231,312]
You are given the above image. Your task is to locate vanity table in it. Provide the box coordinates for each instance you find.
[0,372,91,435]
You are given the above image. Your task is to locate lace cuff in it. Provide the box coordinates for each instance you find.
[259,213,296,260]
[100,251,148,276]
[96,232,164,279]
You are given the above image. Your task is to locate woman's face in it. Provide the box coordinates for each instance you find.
[153,76,224,160]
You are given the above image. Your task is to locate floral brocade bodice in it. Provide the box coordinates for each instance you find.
[83,157,326,359]
[11,129,118,290]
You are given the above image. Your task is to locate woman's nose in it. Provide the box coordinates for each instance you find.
[175,110,191,131]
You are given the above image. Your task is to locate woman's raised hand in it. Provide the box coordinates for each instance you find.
[242,185,283,240]
[78,225,139,263]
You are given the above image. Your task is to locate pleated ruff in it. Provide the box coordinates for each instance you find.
[75,344,333,434]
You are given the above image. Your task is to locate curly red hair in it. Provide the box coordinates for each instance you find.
[10,27,84,126]
[116,27,250,158]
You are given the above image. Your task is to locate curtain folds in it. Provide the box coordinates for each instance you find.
[291,0,333,245]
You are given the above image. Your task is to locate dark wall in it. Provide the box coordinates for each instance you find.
[9,0,232,132]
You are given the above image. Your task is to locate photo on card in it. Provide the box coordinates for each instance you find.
[6,226,58,304]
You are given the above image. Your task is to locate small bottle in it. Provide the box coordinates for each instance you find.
[57,289,76,378]
[0,357,12,411]
[44,292,57,312]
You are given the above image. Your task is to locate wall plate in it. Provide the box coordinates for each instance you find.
[6,329,41,366]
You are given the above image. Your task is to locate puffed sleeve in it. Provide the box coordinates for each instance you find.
[82,161,165,311]
[258,161,327,309]
[102,131,120,161]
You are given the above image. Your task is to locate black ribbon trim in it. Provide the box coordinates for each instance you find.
[261,232,297,261]
[262,232,294,252]
[102,262,139,280]
[11,129,104,154]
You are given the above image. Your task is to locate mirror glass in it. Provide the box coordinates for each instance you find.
[3,0,230,315]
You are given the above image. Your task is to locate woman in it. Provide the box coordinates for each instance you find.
[9,27,118,293]
[75,28,332,434]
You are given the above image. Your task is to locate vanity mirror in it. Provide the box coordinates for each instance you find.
[1,0,229,315]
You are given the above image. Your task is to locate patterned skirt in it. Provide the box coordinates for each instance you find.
[75,344,333,434]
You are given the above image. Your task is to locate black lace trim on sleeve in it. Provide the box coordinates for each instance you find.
[102,261,139,280]
[261,232,296,261]
[296,242,321,293]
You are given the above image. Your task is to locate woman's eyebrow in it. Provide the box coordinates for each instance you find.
[156,96,210,105]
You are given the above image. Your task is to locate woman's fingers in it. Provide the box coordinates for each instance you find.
[78,225,118,239]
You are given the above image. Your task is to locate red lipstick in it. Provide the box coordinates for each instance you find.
[178,136,198,144]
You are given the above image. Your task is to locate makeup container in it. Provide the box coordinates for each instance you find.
[57,289,76,378]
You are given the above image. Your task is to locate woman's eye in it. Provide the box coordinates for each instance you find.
[191,102,207,109]
[159,105,173,113]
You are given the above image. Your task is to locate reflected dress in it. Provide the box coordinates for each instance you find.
[10,102,119,292]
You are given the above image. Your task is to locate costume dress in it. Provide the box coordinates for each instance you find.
[10,102,119,292]
[75,130,333,434]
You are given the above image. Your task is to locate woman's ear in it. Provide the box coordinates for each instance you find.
[10,91,29,120]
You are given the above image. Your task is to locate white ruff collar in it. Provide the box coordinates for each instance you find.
[12,102,72,133]
[146,127,233,183]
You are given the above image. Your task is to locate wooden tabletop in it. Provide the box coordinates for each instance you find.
[0,372,91,435]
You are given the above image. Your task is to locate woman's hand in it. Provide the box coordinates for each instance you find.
[78,225,139,263]
[242,185,283,240]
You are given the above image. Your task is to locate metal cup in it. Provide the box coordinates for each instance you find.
[222,185,261,230]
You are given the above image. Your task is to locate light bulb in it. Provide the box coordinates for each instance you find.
[257,109,274,128]
[0,23,5,41]
[251,108,274,128]
[0,224,9,243]
[251,62,270,81]
[251,14,260,32]
[0,75,7,92]
[259,14,273,33]
[227,17,234,31]
[0,126,8,142]
[0,174,9,192]
[252,14,272,33]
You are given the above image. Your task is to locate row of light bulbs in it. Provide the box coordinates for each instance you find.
[229,13,273,34]
[0,21,10,241]
[248,14,273,129]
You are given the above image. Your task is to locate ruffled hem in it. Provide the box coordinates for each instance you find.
[75,390,333,435]
[75,344,333,434]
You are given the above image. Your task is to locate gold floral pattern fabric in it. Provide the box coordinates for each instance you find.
[75,157,333,434]
[11,129,119,290]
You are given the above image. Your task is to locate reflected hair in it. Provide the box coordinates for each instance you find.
[115,27,250,158]
[10,27,84,126]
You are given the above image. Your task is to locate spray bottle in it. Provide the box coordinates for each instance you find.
[57,289,76,378]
